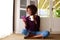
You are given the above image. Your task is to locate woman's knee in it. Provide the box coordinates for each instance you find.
[22,29,28,35]
[41,31,50,37]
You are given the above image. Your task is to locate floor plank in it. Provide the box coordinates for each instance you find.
[0,34,60,40]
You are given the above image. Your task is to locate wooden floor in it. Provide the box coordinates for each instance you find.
[0,34,60,40]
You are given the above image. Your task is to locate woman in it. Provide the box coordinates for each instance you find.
[22,5,50,38]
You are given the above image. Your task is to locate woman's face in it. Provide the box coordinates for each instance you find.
[26,8,32,15]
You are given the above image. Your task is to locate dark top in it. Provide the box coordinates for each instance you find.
[25,15,40,32]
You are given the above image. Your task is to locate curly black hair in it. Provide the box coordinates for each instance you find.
[27,5,37,15]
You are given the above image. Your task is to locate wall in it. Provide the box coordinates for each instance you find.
[0,0,13,38]
[40,17,60,34]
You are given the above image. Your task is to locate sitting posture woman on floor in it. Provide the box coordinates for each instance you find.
[22,5,50,38]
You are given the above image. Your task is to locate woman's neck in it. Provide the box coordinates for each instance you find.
[30,14,35,16]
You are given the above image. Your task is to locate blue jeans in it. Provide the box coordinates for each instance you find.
[22,29,50,37]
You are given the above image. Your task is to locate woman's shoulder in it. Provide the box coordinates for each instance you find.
[35,15,40,18]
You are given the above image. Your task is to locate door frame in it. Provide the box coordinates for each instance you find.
[13,0,15,33]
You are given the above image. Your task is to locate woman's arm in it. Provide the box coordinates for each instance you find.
[22,16,27,27]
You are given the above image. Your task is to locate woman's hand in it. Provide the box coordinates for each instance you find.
[21,16,27,27]
[21,16,26,22]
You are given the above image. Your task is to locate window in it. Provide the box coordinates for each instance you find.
[30,1,35,5]
[20,0,36,18]
[38,0,50,17]
[20,0,27,18]
[38,9,50,17]
[53,0,60,17]
[20,0,27,8]
[20,10,26,18]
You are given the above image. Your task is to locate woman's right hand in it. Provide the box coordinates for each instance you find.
[21,16,27,27]
[21,16,26,22]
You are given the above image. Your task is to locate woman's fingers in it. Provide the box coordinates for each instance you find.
[22,18,26,22]
[21,16,26,22]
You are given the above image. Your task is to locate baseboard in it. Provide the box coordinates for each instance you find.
[50,31,60,34]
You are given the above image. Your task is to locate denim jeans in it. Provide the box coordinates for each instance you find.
[22,29,50,37]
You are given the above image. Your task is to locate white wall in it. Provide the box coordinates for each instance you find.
[40,18,60,34]
[0,0,13,38]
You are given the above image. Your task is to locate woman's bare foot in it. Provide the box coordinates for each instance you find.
[32,34,43,38]
[29,35,43,39]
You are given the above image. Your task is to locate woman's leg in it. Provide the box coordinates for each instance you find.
[32,31,50,38]
[41,31,50,37]
[32,31,42,38]
[22,29,29,36]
